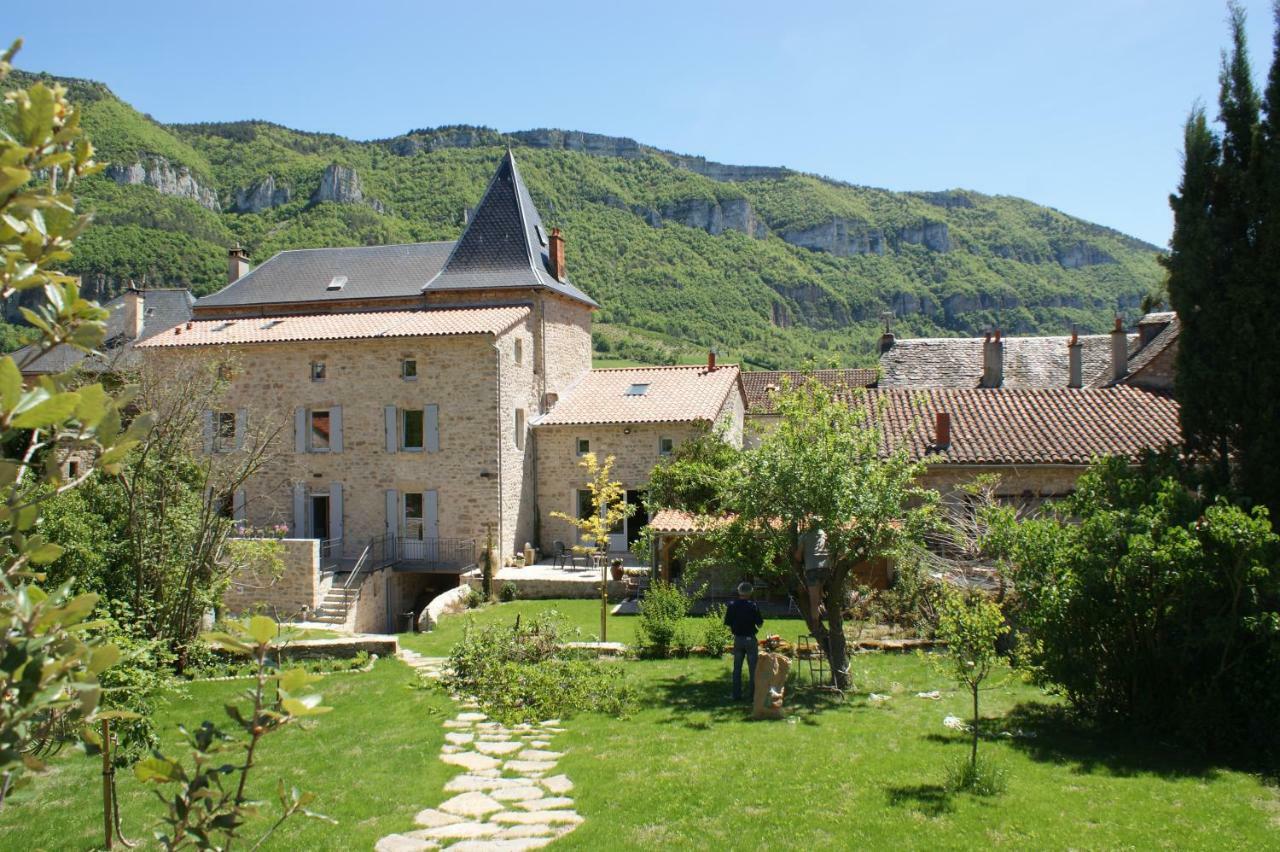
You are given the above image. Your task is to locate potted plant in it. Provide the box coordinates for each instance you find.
[610,558,624,581]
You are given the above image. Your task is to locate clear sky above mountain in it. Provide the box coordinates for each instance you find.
[6,0,1274,246]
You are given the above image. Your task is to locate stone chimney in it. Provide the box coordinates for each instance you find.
[121,285,144,339]
[548,228,566,280]
[1067,327,1083,389]
[934,411,951,448]
[707,349,717,372]
[878,311,895,354]
[1110,316,1128,382]
[981,329,1004,388]
[228,244,250,284]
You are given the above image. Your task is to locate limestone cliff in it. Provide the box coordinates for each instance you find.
[233,174,291,213]
[311,164,384,212]
[105,156,220,211]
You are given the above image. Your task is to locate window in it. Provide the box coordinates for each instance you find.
[576,437,590,456]
[514,409,526,451]
[659,436,674,456]
[326,275,347,291]
[309,409,331,451]
[401,409,424,450]
[514,338,523,365]
[625,383,650,396]
[403,492,423,539]
[214,411,236,452]
[310,361,326,381]
[401,358,417,380]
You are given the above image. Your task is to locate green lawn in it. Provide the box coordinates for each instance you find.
[4,600,1277,850]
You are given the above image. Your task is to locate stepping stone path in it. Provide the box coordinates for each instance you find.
[376,650,581,851]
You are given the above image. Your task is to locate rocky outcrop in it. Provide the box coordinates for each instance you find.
[663,154,790,183]
[386,126,505,156]
[105,156,220,211]
[779,218,886,257]
[658,197,767,238]
[915,190,976,210]
[232,174,291,213]
[311,164,384,212]
[1055,241,1116,269]
[896,220,950,253]
[512,129,646,159]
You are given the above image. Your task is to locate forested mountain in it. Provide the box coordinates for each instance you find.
[12,70,1165,368]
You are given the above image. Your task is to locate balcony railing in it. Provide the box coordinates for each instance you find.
[371,535,476,572]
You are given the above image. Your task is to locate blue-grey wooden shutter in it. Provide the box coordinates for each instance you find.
[294,408,306,453]
[235,408,247,450]
[292,484,306,537]
[425,404,439,453]
[384,405,397,452]
[202,410,214,454]
[329,482,343,545]
[385,489,398,540]
[232,488,246,523]
[330,405,343,453]
[424,490,438,540]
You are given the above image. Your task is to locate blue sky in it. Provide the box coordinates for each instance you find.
[6,1,1275,246]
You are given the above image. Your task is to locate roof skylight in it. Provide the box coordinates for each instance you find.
[327,275,348,291]
[625,383,650,396]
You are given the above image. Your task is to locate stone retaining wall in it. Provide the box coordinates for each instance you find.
[223,538,319,619]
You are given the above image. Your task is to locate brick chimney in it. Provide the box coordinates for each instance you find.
[121,285,144,339]
[1110,316,1128,382]
[1067,327,1083,388]
[934,411,951,448]
[548,228,566,281]
[707,349,717,372]
[228,244,250,284]
[981,329,1004,388]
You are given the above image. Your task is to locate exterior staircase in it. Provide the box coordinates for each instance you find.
[311,585,358,626]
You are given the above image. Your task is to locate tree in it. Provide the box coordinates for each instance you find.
[934,589,1008,774]
[0,40,148,805]
[710,381,934,689]
[550,452,633,641]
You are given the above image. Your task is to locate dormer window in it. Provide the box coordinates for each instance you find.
[326,275,347,291]
[625,383,650,396]
[535,224,547,247]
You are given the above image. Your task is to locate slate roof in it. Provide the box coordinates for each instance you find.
[424,150,596,306]
[741,368,879,414]
[1100,316,1181,388]
[535,365,742,426]
[195,150,595,313]
[878,333,1138,389]
[134,306,530,348]
[850,387,1181,465]
[196,242,454,310]
[15,288,194,374]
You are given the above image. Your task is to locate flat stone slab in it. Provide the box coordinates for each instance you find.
[417,821,502,840]
[476,740,523,756]
[529,740,551,748]
[413,808,463,828]
[492,810,583,826]
[375,834,438,852]
[517,749,564,761]
[438,791,504,818]
[491,785,546,801]
[440,751,501,771]
[541,775,574,795]
[444,732,474,745]
[505,759,556,774]
[560,641,626,655]
[450,839,550,851]
[517,796,576,811]
[455,712,488,722]
[444,775,525,792]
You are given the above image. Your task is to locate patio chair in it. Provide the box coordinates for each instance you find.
[552,540,579,569]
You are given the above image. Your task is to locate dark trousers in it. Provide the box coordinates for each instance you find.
[732,635,759,700]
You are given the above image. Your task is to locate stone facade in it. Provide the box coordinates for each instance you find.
[223,538,320,619]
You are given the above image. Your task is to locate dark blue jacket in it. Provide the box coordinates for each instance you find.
[724,598,764,638]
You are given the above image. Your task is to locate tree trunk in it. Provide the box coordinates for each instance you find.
[824,580,851,690]
[971,684,980,769]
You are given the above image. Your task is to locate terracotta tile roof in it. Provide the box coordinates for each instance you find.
[879,333,1138,389]
[535,364,742,426]
[134,306,529,348]
[861,387,1182,465]
[741,368,879,414]
[648,508,730,534]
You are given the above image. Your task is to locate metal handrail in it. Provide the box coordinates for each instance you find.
[342,540,374,591]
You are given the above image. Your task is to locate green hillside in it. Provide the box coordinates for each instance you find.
[11,70,1166,369]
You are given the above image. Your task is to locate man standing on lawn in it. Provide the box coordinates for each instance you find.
[725,582,765,701]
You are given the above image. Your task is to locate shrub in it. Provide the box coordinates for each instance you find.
[700,604,733,657]
[464,586,486,609]
[1000,454,1280,758]
[445,611,633,723]
[499,582,519,602]
[945,753,1007,796]
[635,580,693,657]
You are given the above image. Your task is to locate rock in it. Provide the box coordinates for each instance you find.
[232,174,291,213]
[491,810,583,826]
[491,785,546,801]
[475,740,523,756]
[105,156,220,211]
[437,791,505,818]
[441,751,502,771]
[498,824,562,839]
[413,808,464,828]
[311,163,384,211]
[517,796,576,811]
[779,218,885,257]
[451,839,552,851]
[375,833,438,851]
[445,732,474,745]
[655,197,767,239]
[915,190,976,209]
[504,759,556,774]
[443,775,525,793]
[897,220,950,252]
[541,775,574,795]
[416,821,502,840]
[455,712,488,722]
[517,749,564,761]
[512,128,645,159]
[1055,240,1116,269]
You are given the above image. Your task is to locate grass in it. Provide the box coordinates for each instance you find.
[4,600,1278,849]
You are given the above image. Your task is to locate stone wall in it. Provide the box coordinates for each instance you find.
[222,538,319,619]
